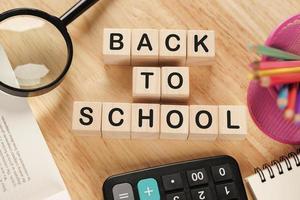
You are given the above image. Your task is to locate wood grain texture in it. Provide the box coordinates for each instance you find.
[1,0,300,199]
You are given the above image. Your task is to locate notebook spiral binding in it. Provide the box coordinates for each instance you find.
[254,149,300,183]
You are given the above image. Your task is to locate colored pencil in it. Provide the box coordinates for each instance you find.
[249,44,300,60]
[250,60,300,70]
[284,83,299,120]
[252,66,300,78]
[294,89,300,123]
[260,73,300,87]
[277,85,289,110]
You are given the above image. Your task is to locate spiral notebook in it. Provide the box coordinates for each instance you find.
[245,149,300,200]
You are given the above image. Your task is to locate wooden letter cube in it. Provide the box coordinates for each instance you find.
[132,67,161,101]
[102,102,131,139]
[189,105,218,140]
[186,30,215,66]
[159,30,187,66]
[218,105,247,140]
[72,101,102,135]
[131,29,159,66]
[160,105,189,140]
[131,103,160,139]
[161,67,190,101]
[102,28,131,66]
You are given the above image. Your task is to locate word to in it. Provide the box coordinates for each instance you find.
[133,66,189,101]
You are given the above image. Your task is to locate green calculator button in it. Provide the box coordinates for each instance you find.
[137,178,160,200]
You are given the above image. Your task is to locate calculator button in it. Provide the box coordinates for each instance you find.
[112,183,134,200]
[137,178,160,200]
[186,168,208,186]
[191,187,213,200]
[162,173,183,191]
[211,164,233,182]
[216,182,239,200]
[166,192,186,200]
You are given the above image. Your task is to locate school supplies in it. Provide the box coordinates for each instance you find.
[249,44,300,60]
[251,60,300,70]
[252,66,300,78]
[0,0,99,97]
[245,149,300,200]
[0,46,70,200]
[247,14,300,144]
[284,83,298,119]
[260,73,300,87]
[249,46,300,125]
[103,156,248,200]
[277,85,288,110]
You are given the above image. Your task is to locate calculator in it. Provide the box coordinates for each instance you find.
[102,155,248,200]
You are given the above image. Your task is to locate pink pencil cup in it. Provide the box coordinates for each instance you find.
[247,13,300,144]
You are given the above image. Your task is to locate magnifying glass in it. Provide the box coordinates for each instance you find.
[0,0,99,97]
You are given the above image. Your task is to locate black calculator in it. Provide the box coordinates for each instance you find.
[103,155,247,200]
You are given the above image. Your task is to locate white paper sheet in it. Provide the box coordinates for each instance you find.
[0,45,71,200]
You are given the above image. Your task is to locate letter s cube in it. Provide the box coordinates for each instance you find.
[72,101,102,135]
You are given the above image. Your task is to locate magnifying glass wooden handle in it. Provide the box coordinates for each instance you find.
[60,0,99,26]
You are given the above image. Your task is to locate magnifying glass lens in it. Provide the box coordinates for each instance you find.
[0,15,68,90]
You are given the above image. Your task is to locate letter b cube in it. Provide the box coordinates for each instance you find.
[102,28,131,66]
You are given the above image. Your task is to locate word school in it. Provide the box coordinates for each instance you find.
[102,29,215,66]
[72,102,247,140]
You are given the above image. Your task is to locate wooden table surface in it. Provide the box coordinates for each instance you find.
[1,0,300,199]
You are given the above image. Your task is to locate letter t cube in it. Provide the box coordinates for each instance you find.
[132,67,161,101]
